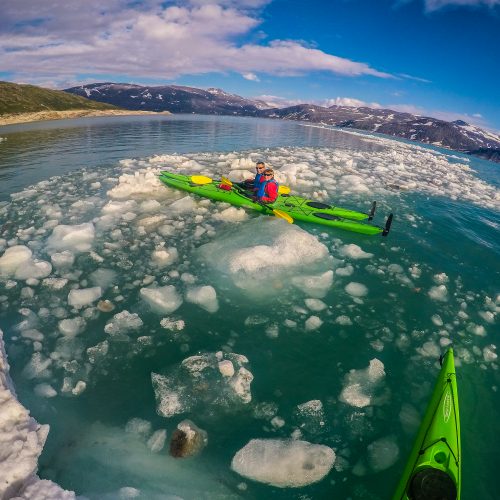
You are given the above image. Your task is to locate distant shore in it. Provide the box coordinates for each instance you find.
[0,109,171,127]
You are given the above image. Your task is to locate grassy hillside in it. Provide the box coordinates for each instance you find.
[0,81,119,115]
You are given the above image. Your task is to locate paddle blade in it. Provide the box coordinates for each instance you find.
[273,209,293,224]
[278,185,291,195]
[191,175,213,185]
[221,175,233,186]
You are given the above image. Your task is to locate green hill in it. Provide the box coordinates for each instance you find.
[0,81,119,115]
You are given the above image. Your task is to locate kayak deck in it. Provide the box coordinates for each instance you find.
[392,348,461,500]
[159,171,392,236]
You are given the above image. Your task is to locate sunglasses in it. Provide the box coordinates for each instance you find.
[264,173,273,177]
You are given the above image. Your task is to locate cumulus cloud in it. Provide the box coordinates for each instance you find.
[254,95,382,109]
[242,72,260,81]
[320,97,382,108]
[0,1,391,84]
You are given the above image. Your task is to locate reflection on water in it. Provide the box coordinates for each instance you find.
[0,114,386,200]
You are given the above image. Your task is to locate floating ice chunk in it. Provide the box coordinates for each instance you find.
[140,285,182,314]
[305,298,327,312]
[433,273,449,284]
[265,324,279,338]
[152,247,178,267]
[335,315,352,325]
[293,400,325,435]
[42,277,68,290]
[185,285,219,313]
[50,251,75,269]
[58,317,86,337]
[72,380,86,396]
[292,271,333,299]
[170,196,196,213]
[409,265,421,279]
[339,359,386,408]
[213,207,248,222]
[483,345,497,362]
[431,314,443,326]
[219,360,235,377]
[467,323,486,336]
[305,316,323,331]
[0,245,52,280]
[107,169,167,200]
[0,245,32,275]
[367,436,399,472]
[271,416,285,428]
[22,352,52,379]
[335,265,354,276]
[229,367,254,403]
[417,341,441,358]
[152,352,253,417]
[340,244,373,259]
[68,287,102,309]
[147,429,167,453]
[87,340,109,364]
[89,268,117,289]
[105,311,143,337]
[479,311,495,324]
[46,223,95,253]
[231,439,335,487]
[34,383,57,398]
[160,317,185,331]
[428,285,448,302]
[345,282,368,297]
[338,174,369,193]
[140,199,161,212]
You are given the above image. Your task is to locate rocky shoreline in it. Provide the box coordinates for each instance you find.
[0,109,170,127]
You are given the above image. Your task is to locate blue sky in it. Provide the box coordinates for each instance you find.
[1,0,499,130]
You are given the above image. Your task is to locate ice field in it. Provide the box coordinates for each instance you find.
[0,115,499,499]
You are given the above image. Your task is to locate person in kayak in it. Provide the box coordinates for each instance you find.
[254,168,279,203]
[240,161,266,190]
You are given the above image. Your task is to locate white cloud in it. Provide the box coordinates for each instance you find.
[424,0,500,11]
[0,2,391,83]
[242,72,260,81]
[320,97,382,108]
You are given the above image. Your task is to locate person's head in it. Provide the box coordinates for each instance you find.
[256,161,265,173]
[263,168,274,179]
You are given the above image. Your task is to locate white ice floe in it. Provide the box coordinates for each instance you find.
[147,429,167,453]
[213,206,249,222]
[292,271,333,299]
[140,285,182,314]
[339,244,373,260]
[152,352,253,417]
[335,264,354,276]
[0,245,52,280]
[68,287,102,309]
[152,246,178,267]
[339,359,386,408]
[0,329,75,499]
[231,439,335,487]
[428,285,448,302]
[345,282,368,297]
[305,298,327,312]
[105,311,143,338]
[305,315,323,331]
[335,315,353,325]
[185,285,219,313]
[107,169,167,200]
[46,223,95,253]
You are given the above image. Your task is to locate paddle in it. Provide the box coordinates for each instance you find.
[220,176,294,223]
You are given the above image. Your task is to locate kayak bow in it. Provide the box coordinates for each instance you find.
[393,348,461,500]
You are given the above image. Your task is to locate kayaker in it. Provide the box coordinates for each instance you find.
[255,168,279,203]
[240,161,266,190]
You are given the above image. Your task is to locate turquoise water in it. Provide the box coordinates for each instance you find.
[0,115,498,499]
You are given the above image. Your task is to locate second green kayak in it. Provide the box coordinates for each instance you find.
[393,348,461,500]
[159,171,393,236]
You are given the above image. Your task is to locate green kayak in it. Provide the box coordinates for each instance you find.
[159,171,393,236]
[393,348,461,500]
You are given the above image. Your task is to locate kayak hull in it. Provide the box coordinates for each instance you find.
[159,171,387,236]
[392,348,461,500]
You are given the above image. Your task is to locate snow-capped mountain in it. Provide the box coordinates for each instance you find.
[65,82,271,115]
[65,83,500,162]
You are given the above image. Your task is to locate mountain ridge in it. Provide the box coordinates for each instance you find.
[65,82,500,163]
